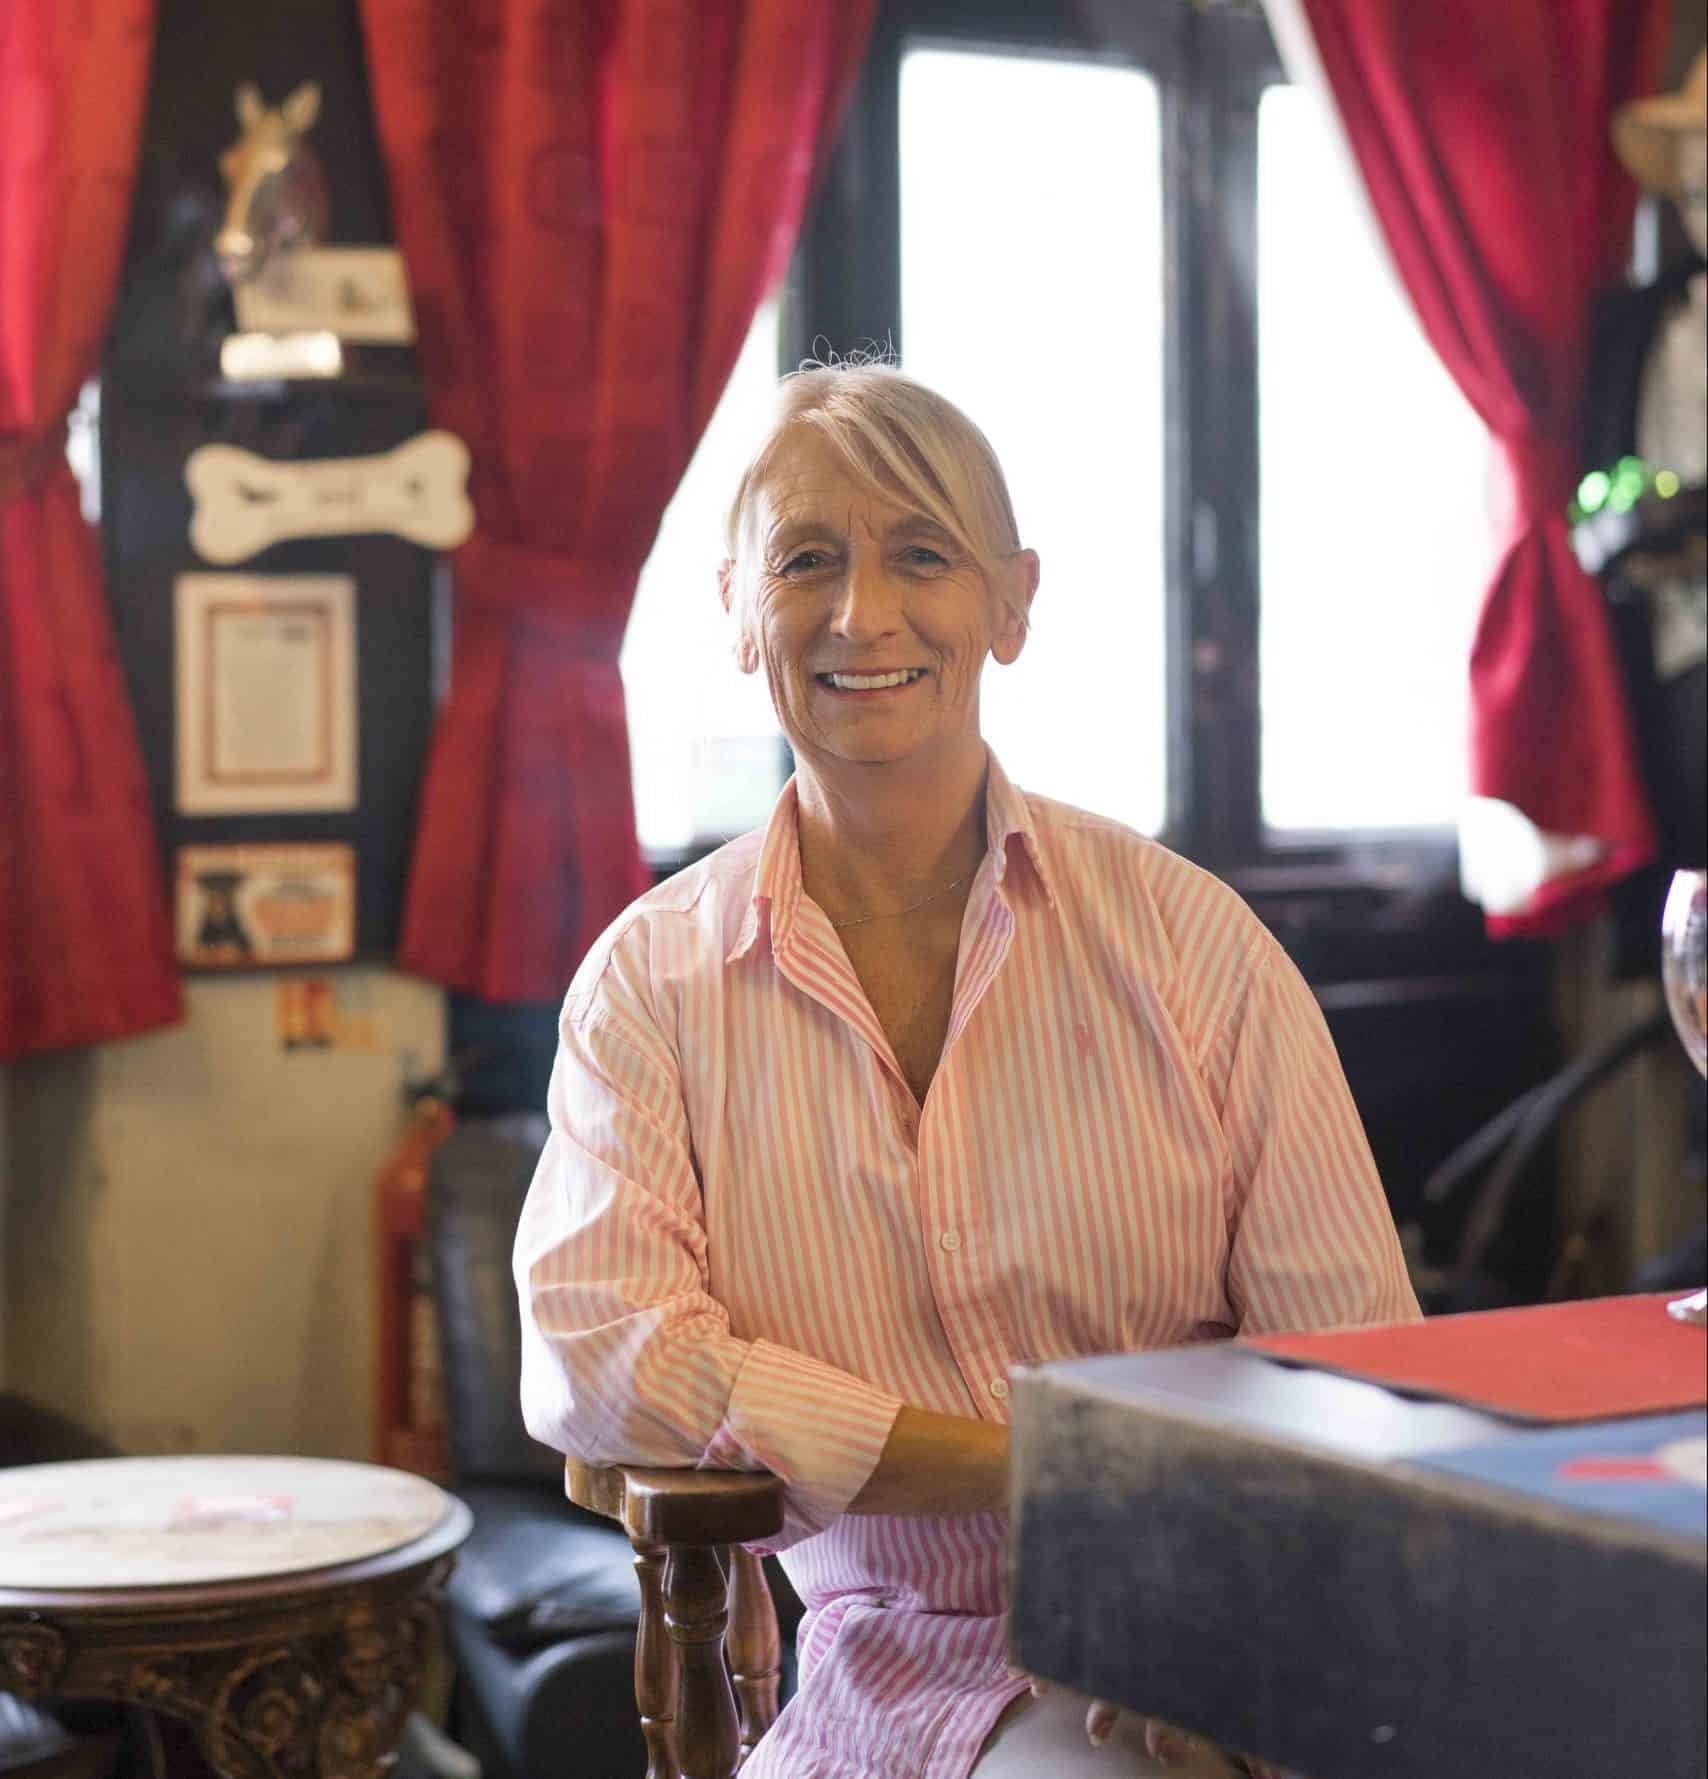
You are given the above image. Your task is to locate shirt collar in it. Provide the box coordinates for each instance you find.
[983,749,1059,911]
[725,748,1058,967]
[726,777,804,964]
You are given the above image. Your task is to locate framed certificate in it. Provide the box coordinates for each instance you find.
[176,843,357,969]
[175,573,357,814]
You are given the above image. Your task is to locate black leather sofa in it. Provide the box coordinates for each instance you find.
[429,1114,648,1779]
[427,1114,803,1779]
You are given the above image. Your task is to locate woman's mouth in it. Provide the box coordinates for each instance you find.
[815,668,929,691]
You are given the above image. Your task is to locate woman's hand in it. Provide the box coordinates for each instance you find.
[1033,1679,1293,1778]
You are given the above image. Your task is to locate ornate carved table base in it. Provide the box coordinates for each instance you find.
[0,1458,472,1779]
[3,1572,442,1778]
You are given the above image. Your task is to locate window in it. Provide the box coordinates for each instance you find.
[782,0,1504,895]
[900,48,1167,833]
[1256,86,1494,835]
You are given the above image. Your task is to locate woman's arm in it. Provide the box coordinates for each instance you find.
[847,1404,1009,1517]
[516,987,904,1548]
[1218,942,1421,1333]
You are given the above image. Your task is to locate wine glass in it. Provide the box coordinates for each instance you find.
[1660,869,1706,1325]
[1662,869,1707,1076]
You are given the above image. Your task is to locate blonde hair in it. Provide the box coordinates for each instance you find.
[724,360,1023,576]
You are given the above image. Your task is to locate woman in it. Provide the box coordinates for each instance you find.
[515,364,1419,1778]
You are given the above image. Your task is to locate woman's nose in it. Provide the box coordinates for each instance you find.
[830,556,901,639]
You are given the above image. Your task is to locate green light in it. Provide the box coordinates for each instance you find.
[1655,469,1680,498]
[1577,470,1611,512]
[1609,486,1636,513]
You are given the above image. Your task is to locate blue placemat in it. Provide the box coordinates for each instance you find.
[1408,1410,1707,1541]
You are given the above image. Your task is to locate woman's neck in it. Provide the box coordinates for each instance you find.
[794,744,991,920]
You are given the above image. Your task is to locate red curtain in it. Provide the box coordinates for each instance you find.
[1,0,181,1060]
[1297,0,1672,935]
[357,0,875,1001]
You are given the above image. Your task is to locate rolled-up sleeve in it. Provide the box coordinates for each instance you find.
[1217,940,1422,1334]
[515,969,903,1546]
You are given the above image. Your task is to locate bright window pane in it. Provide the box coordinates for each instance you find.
[622,303,786,855]
[901,49,1166,834]
[1258,85,1495,832]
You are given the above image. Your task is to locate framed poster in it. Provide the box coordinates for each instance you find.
[175,573,357,814]
[176,842,357,969]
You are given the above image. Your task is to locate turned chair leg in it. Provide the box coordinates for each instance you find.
[633,1539,680,1779]
[664,1546,742,1779]
[727,1546,781,1759]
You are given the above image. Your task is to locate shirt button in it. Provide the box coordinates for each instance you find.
[939,1230,962,1252]
[989,1377,1010,1400]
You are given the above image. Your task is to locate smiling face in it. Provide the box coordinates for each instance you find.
[722,427,1035,782]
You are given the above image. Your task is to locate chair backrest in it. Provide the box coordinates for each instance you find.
[426,1113,562,1486]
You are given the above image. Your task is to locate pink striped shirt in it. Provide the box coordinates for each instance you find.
[515,753,1420,1779]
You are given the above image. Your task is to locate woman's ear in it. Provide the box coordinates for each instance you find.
[990,548,1039,666]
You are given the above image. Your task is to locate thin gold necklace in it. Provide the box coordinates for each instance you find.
[828,872,973,931]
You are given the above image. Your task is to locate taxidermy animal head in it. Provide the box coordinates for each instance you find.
[214,80,329,285]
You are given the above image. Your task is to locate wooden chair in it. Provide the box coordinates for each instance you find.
[565,1461,784,1779]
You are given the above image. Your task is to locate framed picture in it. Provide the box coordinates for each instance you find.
[175,573,357,815]
[175,842,357,969]
[231,246,416,343]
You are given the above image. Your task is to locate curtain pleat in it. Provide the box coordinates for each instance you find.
[1276,0,1671,934]
[357,0,876,1001]
[1,0,181,1061]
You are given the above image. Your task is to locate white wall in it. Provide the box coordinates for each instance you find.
[2,971,444,1457]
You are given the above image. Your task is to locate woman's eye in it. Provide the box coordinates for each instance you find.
[901,546,948,568]
[780,550,830,575]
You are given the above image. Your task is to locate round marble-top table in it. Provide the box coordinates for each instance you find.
[0,1455,471,1779]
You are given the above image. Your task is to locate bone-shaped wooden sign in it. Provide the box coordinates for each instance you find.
[185,429,473,563]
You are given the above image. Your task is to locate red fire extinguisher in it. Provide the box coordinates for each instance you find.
[372,1084,456,1476]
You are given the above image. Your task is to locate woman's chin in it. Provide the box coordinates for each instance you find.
[795,724,980,776]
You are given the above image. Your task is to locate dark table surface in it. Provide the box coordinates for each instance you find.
[1009,1341,1706,1779]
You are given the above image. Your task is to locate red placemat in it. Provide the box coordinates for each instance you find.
[1244,1293,1707,1423]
